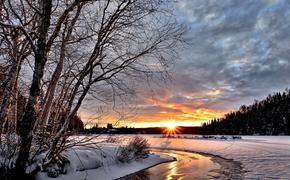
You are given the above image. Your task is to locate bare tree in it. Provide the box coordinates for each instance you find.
[0,0,36,134]
[39,4,84,128]
[0,0,185,176]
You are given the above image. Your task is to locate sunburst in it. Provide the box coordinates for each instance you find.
[162,121,181,136]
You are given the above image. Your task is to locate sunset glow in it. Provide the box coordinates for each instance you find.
[165,121,177,130]
[162,121,181,135]
[80,105,229,128]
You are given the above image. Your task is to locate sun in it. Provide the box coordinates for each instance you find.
[162,121,181,136]
[166,121,176,131]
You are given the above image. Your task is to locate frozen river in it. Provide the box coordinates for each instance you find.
[146,135,290,179]
[120,149,244,180]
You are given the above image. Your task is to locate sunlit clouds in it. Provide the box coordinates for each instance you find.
[80,0,290,127]
[80,91,229,127]
[206,89,223,96]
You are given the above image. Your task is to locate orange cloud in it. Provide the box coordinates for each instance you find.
[206,89,224,96]
[79,88,231,128]
[126,104,227,127]
[80,105,228,128]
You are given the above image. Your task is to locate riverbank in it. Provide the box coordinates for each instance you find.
[35,135,290,179]
[207,152,244,179]
[120,149,244,180]
[147,135,290,179]
[36,150,174,180]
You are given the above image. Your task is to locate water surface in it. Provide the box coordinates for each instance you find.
[120,149,238,180]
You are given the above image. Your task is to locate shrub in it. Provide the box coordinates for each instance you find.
[0,134,21,179]
[117,136,149,163]
[0,134,20,169]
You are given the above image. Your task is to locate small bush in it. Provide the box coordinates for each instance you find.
[117,136,149,163]
[0,134,20,169]
[0,134,21,179]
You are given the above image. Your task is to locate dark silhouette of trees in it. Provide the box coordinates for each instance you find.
[201,89,290,135]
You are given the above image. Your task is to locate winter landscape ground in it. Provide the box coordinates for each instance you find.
[33,135,290,180]
[148,135,290,179]
[2,0,290,179]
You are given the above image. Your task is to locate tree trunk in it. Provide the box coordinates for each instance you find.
[15,0,53,174]
[0,56,21,134]
[40,5,82,128]
[40,50,64,127]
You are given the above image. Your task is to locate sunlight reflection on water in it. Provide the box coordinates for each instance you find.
[120,150,222,180]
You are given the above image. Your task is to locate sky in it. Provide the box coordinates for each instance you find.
[81,0,290,128]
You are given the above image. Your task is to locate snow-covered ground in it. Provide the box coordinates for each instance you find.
[36,153,173,180]
[35,139,174,180]
[35,135,290,179]
[146,135,290,179]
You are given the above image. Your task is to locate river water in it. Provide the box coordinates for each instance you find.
[119,149,244,180]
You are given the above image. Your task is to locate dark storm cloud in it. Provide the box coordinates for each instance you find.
[169,0,290,110]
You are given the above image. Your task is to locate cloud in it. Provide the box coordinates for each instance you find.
[81,0,290,127]
[172,0,290,106]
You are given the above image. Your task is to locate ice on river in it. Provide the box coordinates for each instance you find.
[146,135,290,179]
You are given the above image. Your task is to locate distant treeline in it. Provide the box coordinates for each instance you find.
[201,89,290,135]
[84,126,201,134]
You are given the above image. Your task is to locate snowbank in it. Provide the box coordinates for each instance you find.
[35,137,174,180]
[36,152,173,180]
[146,135,290,179]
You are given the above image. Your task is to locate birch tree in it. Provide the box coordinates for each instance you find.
[0,0,36,134]
[0,0,185,176]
